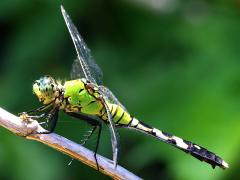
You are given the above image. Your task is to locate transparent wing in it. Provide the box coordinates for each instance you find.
[101,97,120,168]
[99,85,128,113]
[61,6,103,85]
[70,58,103,84]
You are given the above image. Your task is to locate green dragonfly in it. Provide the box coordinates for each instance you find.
[21,5,228,170]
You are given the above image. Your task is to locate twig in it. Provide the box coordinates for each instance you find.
[0,107,142,180]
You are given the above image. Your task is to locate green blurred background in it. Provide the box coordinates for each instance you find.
[0,0,239,179]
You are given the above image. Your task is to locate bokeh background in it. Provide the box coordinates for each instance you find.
[0,0,239,179]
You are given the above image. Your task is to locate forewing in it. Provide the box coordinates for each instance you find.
[61,6,103,84]
[99,85,128,113]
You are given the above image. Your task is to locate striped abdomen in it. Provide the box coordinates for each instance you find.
[98,102,228,169]
[127,118,228,169]
[99,103,133,126]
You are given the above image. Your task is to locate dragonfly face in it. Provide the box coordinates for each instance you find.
[33,76,59,104]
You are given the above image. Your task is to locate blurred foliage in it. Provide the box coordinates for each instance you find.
[0,0,239,179]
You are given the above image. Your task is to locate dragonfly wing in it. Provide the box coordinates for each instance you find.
[101,96,120,168]
[61,6,103,84]
[70,59,85,81]
[99,85,128,113]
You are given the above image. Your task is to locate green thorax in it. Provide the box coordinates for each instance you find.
[63,79,103,115]
[62,78,132,126]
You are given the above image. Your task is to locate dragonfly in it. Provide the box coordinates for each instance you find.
[21,5,228,170]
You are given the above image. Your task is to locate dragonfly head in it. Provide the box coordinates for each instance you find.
[33,76,59,104]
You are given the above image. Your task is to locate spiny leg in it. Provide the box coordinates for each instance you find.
[70,124,102,170]
[20,103,52,115]
[37,108,59,134]
[93,123,102,170]
[23,107,53,121]
[66,112,102,170]
[19,104,53,126]
[68,125,98,166]
[40,108,60,128]
[81,126,97,146]
[22,107,58,136]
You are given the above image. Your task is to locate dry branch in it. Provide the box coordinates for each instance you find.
[0,107,142,180]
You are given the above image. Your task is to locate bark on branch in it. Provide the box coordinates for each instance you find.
[0,107,142,180]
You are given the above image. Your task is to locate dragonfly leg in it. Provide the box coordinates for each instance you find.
[21,113,45,120]
[24,106,53,119]
[94,123,102,171]
[19,104,52,116]
[81,126,97,146]
[65,112,102,170]
[19,104,53,125]
[65,112,101,126]
[35,108,59,134]
[68,125,98,167]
